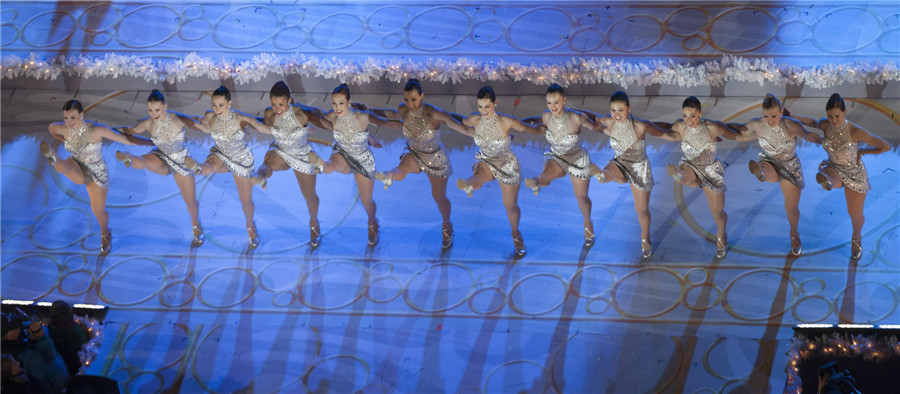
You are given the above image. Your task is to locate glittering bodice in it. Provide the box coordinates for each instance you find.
[211,111,246,148]
[546,111,581,154]
[334,111,369,154]
[681,122,717,165]
[759,120,796,161]
[404,107,440,151]
[474,114,510,157]
[609,119,646,159]
[823,121,857,166]
[151,112,186,153]
[272,109,309,149]
[64,122,102,162]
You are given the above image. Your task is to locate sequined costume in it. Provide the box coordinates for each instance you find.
[757,120,804,189]
[332,111,375,178]
[150,112,193,176]
[208,110,254,178]
[270,109,317,175]
[64,122,109,188]
[545,110,591,179]
[607,119,653,191]
[401,106,451,178]
[679,121,726,193]
[820,121,869,193]
[474,113,520,185]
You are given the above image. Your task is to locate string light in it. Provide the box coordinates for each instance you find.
[785,333,900,393]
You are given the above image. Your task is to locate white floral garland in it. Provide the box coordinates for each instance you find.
[73,315,104,376]
[2,53,898,89]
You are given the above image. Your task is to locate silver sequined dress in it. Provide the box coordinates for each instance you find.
[64,122,110,188]
[332,111,375,179]
[679,121,726,193]
[209,110,254,178]
[474,113,520,185]
[820,121,869,193]
[608,119,653,191]
[150,112,193,176]
[270,109,317,175]
[545,110,591,179]
[757,120,804,188]
[402,107,451,178]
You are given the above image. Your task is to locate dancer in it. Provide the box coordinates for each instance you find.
[313,83,402,246]
[793,93,891,259]
[116,89,208,246]
[660,97,745,258]
[255,81,331,248]
[522,83,602,247]
[368,79,473,249]
[183,86,272,249]
[726,94,823,255]
[41,99,153,255]
[457,86,544,257]
[588,91,673,258]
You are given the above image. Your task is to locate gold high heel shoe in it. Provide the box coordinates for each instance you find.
[584,226,595,247]
[456,179,473,198]
[115,151,132,167]
[310,221,322,248]
[441,224,453,249]
[375,172,393,190]
[100,231,112,255]
[851,238,863,259]
[250,174,267,189]
[524,177,540,195]
[513,233,526,257]
[248,222,260,248]
[40,141,57,165]
[789,236,801,256]
[368,219,380,246]
[641,238,652,258]
[715,234,728,258]
[307,150,325,173]
[192,223,205,246]
[589,163,606,183]
[184,156,203,175]
[667,164,682,183]
[815,172,832,191]
[748,160,764,182]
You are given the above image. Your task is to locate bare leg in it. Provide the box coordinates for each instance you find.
[499,181,525,255]
[257,150,289,179]
[779,180,802,252]
[326,153,351,174]
[600,162,627,184]
[525,160,565,194]
[631,184,651,252]
[53,158,87,185]
[294,171,319,225]
[383,154,421,182]
[354,172,379,245]
[125,152,169,176]
[457,162,495,196]
[173,173,200,227]
[428,174,453,248]
[189,155,228,175]
[671,163,702,188]
[233,175,258,247]
[703,187,727,257]
[817,166,844,190]
[760,161,779,183]
[86,182,111,253]
[845,188,866,258]
[571,176,593,244]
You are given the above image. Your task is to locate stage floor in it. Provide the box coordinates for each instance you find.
[2,89,899,392]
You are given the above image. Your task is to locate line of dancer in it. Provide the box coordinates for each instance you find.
[41,83,891,260]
